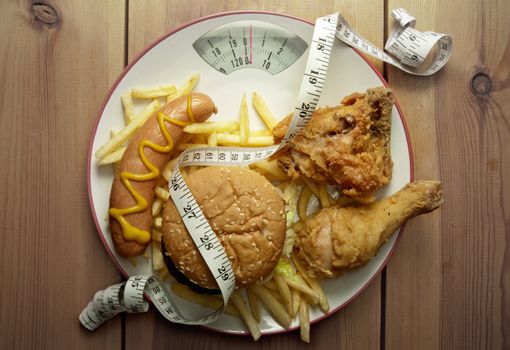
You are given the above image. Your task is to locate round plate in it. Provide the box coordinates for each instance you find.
[88,11,413,335]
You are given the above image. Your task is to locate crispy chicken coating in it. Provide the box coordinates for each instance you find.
[293,181,443,278]
[273,87,394,198]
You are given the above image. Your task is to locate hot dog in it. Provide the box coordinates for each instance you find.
[109,93,217,257]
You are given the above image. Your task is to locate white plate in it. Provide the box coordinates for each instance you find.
[87,11,413,335]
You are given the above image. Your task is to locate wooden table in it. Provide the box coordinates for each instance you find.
[1,1,508,349]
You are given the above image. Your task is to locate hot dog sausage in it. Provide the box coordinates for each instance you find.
[109,93,217,257]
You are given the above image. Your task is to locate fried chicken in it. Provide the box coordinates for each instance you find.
[293,180,443,278]
[273,87,394,198]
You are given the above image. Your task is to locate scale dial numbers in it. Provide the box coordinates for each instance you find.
[193,20,308,75]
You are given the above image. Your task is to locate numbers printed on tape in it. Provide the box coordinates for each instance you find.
[81,8,451,331]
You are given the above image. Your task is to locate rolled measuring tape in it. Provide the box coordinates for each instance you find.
[80,8,451,331]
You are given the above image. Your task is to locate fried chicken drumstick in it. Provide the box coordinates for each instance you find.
[293,181,443,278]
[273,87,394,198]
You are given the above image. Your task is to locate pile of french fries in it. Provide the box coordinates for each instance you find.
[95,74,348,343]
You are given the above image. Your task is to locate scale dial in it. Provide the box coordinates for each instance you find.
[193,20,308,75]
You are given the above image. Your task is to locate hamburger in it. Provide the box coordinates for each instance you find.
[161,166,287,293]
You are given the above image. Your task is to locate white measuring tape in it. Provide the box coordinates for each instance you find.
[80,8,451,331]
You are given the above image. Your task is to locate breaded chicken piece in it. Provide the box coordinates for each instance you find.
[293,180,443,278]
[273,87,394,198]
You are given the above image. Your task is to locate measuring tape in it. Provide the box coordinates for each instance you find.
[81,8,451,331]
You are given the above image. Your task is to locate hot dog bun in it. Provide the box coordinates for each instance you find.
[109,93,217,257]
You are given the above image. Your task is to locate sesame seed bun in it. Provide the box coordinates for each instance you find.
[161,166,286,290]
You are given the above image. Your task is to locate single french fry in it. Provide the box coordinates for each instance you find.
[303,178,320,198]
[184,121,240,134]
[268,289,286,305]
[291,255,330,313]
[152,198,163,216]
[152,228,162,242]
[121,91,135,124]
[152,240,165,271]
[230,291,261,341]
[299,298,310,343]
[252,92,278,130]
[162,157,178,182]
[132,85,177,99]
[95,99,160,160]
[292,290,301,318]
[263,280,278,292]
[298,185,313,221]
[250,285,291,328]
[274,272,293,315]
[216,134,274,147]
[283,275,319,305]
[247,287,261,323]
[318,184,331,208]
[249,159,289,180]
[167,73,200,103]
[171,283,239,317]
[239,94,249,146]
[208,132,218,147]
[153,216,162,229]
[98,146,126,165]
[154,186,170,201]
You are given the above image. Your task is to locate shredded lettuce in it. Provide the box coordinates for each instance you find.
[275,259,299,282]
[281,182,300,257]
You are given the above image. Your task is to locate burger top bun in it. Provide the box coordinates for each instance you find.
[162,166,286,290]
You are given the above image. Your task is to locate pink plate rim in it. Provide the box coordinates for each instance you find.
[87,9,414,336]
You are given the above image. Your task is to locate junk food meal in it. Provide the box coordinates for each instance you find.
[94,74,443,342]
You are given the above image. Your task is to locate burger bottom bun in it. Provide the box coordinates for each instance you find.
[162,166,286,289]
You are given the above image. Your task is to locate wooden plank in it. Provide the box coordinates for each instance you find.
[125,0,385,348]
[0,0,125,348]
[385,1,510,349]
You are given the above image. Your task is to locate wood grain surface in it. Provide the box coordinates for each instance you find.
[0,1,125,349]
[0,0,508,349]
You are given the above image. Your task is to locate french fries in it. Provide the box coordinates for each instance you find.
[184,121,239,134]
[283,275,319,305]
[132,85,177,99]
[299,298,310,343]
[292,289,301,318]
[230,292,261,341]
[97,146,126,165]
[154,186,170,201]
[152,240,165,271]
[166,73,200,103]
[249,159,289,180]
[292,254,329,313]
[274,272,293,315]
[298,185,313,220]
[95,99,160,160]
[207,132,217,147]
[216,134,274,147]
[250,285,291,328]
[239,94,249,146]
[318,184,331,208]
[252,92,278,130]
[247,287,261,323]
